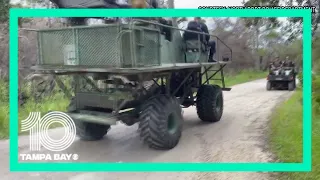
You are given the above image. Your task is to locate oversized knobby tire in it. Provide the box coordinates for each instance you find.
[196,85,224,122]
[288,81,295,91]
[266,81,272,91]
[139,95,183,150]
[68,97,111,141]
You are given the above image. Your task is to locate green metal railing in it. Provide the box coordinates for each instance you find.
[25,18,232,69]
[35,22,161,68]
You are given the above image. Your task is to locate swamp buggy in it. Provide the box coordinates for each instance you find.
[266,62,297,91]
[28,17,233,150]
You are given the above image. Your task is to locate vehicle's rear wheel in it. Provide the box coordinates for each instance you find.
[68,97,111,141]
[266,81,272,91]
[196,85,224,122]
[139,95,183,150]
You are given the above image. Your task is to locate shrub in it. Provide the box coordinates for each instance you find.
[313,75,320,113]
[298,72,303,88]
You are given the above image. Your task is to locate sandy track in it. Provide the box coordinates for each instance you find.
[1,79,294,180]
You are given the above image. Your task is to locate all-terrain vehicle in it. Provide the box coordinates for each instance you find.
[27,1,233,150]
[266,61,296,91]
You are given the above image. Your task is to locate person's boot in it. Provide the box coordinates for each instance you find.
[208,56,217,63]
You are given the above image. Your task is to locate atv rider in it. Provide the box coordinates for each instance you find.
[158,18,173,42]
[183,17,216,62]
[283,56,296,77]
[270,56,281,68]
[283,56,295,68]
[269,56,283,73]
[283,56,290,67]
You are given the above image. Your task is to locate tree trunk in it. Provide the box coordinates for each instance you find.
[255,27,261,70]
[167,0,177,26]
[46,1,52,27]
[167,0,174,7]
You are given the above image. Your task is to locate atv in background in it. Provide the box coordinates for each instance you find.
[266,61,297,91]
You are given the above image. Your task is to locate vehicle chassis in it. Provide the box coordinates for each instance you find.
[30,19,232,150]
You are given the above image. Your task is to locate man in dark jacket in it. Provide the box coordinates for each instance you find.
[158,18,173,41]
[183,17,216,62]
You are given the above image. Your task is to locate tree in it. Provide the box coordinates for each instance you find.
[0,0,11,24]
[284,0,320,41]
[165,0,178,26]
[242,0,280,30]
[242,0,281,69]
[166,0,174,8]
[209,18,259,71]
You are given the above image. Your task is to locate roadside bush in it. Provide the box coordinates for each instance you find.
[298,72,320,112]
[297,72,303,88]
[0,79,8,102]
[313,75,320,113]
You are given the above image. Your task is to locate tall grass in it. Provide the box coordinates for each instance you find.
[0,80,69,138]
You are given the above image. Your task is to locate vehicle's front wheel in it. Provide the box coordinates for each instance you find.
[139,95,183,150]
[196,84,224,122]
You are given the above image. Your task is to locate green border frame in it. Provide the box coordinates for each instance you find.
[9,8,312,172]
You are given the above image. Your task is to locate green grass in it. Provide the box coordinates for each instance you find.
[0,70,266,139]
[0,91,69,139]
[212,69,267,87]
[269,90,303,163]
[269,89,320,179]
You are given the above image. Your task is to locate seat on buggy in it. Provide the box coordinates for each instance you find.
[184,40,208,63]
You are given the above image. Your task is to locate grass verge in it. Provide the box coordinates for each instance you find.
[211,69,267,87]
[0,70,266,139]
[269,89,320,179]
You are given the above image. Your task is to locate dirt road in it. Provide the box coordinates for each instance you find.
[1,79,294,180]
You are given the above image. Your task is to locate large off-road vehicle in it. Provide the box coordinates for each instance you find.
[27,1,233,150]
[267,61,296,91]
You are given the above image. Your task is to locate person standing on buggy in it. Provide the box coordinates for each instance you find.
[183,17,217,62]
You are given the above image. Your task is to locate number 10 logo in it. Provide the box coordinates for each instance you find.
[21,111,76,152]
